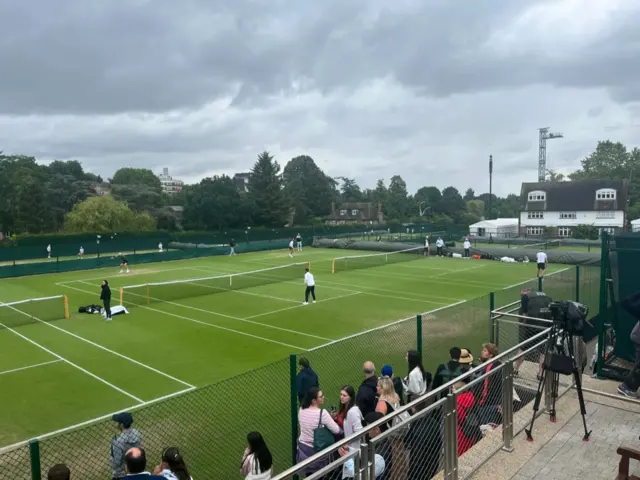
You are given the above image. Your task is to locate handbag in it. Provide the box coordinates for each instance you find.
[313,409,335,452]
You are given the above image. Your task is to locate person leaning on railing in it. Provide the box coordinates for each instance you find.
[331,385,364,449]
[296,387,342,475]
[473,343,503,425]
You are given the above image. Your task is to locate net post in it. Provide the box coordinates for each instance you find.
[489,292,495,343]
[119,287,124,306]
[416,315,423,359]
[64,295,70,319]
[331,258,335,274]
[537,276,543,292]
[575,265,580,303]
[29,439,41,480]
[289,354,299,476]
[146,284,150,305]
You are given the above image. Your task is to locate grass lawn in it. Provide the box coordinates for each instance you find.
[0,247,572,479]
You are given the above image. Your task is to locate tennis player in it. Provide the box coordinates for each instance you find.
[289,238,295,258]
[77,246,84,258]
[436,237,444,257]
[463,238,471,258]
[536,250,547,278]
[47,244,52,259]
[119,254,130,274]
[303,267,316,305]
[296,233,303,251]
[424,236,430,257]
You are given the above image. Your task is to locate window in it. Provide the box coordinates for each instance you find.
[527,211,544,219]
[596,188,616,200]
[527,227,543,236]
[558,227,572,237]
[527,190,546,202]
[600,227,615,236]
[339,209,347,216]
[351,209,359,215]
[559,212,576,219]
[596,210,615,219]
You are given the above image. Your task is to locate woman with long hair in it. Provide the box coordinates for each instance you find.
[332,385,363,449]
[375,377,401,431]
[152,447,192,480]
[297,387,342,475]
[241,432,273,480]
[402,350,432,405]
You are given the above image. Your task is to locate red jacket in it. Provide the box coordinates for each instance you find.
[456,391,476,456]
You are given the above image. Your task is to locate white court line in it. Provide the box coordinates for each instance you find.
[0,385,196,454]
[501,267,570,290]
[71,281,332,342]
[0,317,143,403]
[183,279,299,304]
[243,292,363,320]
[55,266,198,285]
[341,268,503,288]
[308,300,468,351]
[0,359,62,377]
[431,264,487,277]
[61,282,306,350]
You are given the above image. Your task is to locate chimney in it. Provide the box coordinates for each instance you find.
[378,201,383,223]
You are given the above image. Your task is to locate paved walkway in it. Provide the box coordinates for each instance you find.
[470,376,640,480]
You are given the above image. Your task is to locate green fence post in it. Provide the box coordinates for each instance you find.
[289,354,299,474]
[538,276,543,292]
[575,265,580,303]
[29,439,41,480]
[489,292,495,343]
[416,315,423,359]
[596,233,609,377]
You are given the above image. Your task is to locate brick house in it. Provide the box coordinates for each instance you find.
[519,179,628,237]
[325,201,384,225]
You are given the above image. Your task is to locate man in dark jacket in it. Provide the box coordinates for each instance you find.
[296,357,319,403]
[101,280,112,322]
[618,292,640,398]
[432,347,462,391]
[356,361,378,416]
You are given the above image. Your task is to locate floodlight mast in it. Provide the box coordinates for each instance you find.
[538,127,564,182]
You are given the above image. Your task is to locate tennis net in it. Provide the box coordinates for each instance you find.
[120,262,310,306]
[331,246,425,273]
[0,295,70,329]
[522,240,561,250]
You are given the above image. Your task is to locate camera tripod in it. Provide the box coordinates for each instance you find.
[524,319,591,442]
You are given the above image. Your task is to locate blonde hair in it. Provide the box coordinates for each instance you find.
[377,377,400,404]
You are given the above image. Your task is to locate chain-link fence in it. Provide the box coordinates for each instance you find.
[0,265,600,479]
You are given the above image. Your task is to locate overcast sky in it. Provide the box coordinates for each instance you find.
[1,0,639,197]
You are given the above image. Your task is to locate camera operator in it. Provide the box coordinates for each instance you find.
[618,292,640,399]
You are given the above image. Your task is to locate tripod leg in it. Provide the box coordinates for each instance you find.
[549,372,559,423]
[525,369,546,442]
[573,367,592,441]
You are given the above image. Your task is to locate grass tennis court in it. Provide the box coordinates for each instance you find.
[0,248,567,448]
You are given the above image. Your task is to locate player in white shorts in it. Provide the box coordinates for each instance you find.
[536,250,548,278]
[289,239,295,257]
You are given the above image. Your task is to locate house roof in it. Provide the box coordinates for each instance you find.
[520,179,628,211]
[327,202,380,220]
[470,218,518,229]
[631,218,640,225]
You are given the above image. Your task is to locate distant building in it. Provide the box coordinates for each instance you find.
[325,202,384,225]
[233,172,250,193]
[93,183,111,196]
[519,179,628,237]
[158,168,184,194]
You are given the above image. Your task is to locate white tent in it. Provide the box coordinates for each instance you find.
[631,218,640,232]
[469,218,519,238]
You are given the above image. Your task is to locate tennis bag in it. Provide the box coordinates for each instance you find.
[78,304,103,314]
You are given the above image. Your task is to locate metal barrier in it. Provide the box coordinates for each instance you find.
[271,326,558,480]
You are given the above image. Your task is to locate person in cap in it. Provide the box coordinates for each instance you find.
[110,412,141,480]
[381,365,404,406]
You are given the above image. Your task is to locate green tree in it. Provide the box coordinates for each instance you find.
[372,179,388,211]
[415,186,442,216]
[338,178,364,202]
[467,200,485,218]
[63,196,156,233]
[546,169,566,183]
[247,151,288,227]
[182,176,248,230]
[282,156,335,219]
[111,167,162,192]
[111,184,164,213]
[387,175,409,220]
[440,186,466,220]
[463,188,475,201]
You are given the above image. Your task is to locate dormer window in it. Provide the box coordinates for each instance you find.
[528,190,546,202]
[596,188,616,200]
[339,209,347,216]
[351,209,359,215]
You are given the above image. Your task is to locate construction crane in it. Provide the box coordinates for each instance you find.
[538,127,563,182]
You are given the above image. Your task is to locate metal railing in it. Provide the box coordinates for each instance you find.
[271,324,562,479]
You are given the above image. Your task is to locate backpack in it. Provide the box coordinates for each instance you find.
[389,402,411,438]
[440,363,462,384]
[460,405,483,442]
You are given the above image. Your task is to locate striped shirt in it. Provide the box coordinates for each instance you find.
[298,407,341,446]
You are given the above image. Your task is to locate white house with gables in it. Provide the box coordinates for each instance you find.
[519,179,628,237]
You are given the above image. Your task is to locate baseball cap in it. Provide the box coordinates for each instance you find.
[381,365,393,377]
[112,412,134,428]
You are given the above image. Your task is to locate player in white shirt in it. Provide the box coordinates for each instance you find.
[536,251,548,278]
[289,239,295,257]
[303,267,316,305]
[158,242,163,252]
[77,246,84,258]
[436,237,445,257]
[424,237,430,257]
[46,244,51,259]
[463,238,471,258]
